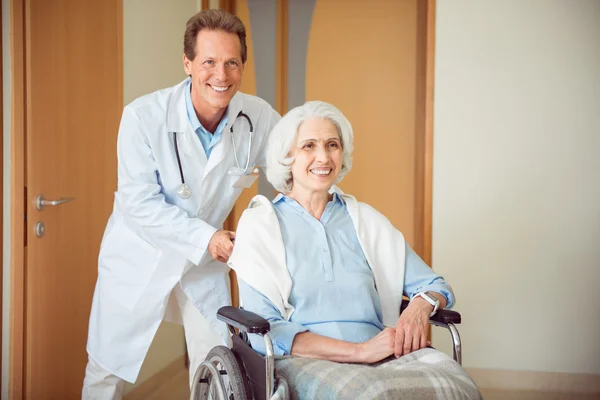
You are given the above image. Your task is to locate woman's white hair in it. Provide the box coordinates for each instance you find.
[266,101,354,193]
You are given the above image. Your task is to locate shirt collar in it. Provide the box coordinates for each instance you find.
[272,192,344,205]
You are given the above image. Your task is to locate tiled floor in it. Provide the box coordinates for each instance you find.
[124,366,599,400]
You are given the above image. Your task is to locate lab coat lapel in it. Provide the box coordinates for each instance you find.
[203,94,243,178]
[202,126,231,179]
[166,79,191,134]
[166,79,209,212]
[166,79,208,165]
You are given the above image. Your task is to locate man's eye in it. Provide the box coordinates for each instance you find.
[204,60,214,65]
[227,60,239,66]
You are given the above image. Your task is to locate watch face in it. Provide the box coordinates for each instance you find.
[423,292,438,305]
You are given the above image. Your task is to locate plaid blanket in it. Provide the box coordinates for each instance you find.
[270,348,482,400]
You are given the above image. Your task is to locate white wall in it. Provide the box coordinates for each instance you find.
[432,0,600,374]
[122,0,199,391]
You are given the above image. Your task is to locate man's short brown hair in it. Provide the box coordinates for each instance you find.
[184,9,247,63]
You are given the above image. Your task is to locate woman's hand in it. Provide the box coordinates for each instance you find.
[355,327,396,364]
[394,298,432,357]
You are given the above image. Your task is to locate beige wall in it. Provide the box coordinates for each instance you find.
[122,0,199,392]
[123,0,197,104]
[432,0,600,375]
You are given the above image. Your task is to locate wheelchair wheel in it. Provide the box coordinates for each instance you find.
[193,345,249,400]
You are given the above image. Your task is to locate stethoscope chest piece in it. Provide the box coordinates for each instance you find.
[177,183,192,199]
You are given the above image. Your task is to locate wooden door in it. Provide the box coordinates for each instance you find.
[304,0,423,247]
[12,0,123,398]
[228,0,434,256]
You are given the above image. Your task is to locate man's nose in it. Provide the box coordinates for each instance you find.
[214,64,227,81]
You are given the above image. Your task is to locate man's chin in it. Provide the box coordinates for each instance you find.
[211,95,235,107]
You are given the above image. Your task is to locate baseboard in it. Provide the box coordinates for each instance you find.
[124,355,187,400]
[466,368,600,395]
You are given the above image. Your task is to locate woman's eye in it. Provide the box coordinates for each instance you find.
[328,142,339,148]
[303,143,314,149]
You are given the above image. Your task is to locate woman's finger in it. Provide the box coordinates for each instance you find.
[411,328,421,354]
[394,327,405,358]
[420,331,428,350]
[402,327,413,356]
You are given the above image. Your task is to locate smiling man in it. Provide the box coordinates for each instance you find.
[82,9,280,399]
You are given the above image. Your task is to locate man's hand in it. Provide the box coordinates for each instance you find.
[355,327,396,364]
[208,230,236,263]
[394,298,432,358]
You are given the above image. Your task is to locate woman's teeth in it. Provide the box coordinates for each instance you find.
[310,169,331,176]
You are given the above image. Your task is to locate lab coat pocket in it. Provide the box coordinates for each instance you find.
[98,224,161,309]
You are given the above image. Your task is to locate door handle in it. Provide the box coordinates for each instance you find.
[35,194,76,211]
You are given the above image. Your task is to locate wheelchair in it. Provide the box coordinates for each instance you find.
[190,300,462,400]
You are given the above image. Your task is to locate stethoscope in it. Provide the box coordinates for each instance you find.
[174,111,254,199]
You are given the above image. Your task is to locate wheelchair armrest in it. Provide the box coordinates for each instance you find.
[217,306,271,335]
[430,309,461,325]
[400,299,461,325]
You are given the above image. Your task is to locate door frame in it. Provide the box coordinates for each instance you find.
[0,0,3,392]
[9,0,26,397]
[414,0,436,266]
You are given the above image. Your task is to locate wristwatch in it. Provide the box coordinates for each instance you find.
[412,291,439,317]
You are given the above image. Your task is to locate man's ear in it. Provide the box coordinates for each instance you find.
[183,54,193,76]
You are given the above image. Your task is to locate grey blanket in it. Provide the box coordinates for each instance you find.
[270,348,482,400]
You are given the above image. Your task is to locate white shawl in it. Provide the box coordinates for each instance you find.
[228,193,407,327]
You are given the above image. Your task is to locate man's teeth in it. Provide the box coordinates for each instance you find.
[211,85,228,92]
[310,169,331,176]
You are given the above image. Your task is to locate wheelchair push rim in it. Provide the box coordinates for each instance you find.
[191,345,249,400]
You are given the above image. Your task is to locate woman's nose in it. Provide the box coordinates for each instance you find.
[315,146,329,161]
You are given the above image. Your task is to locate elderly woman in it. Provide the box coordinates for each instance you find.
[228,101,481,399]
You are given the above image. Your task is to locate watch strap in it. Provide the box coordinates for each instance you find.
[412,291,439,317]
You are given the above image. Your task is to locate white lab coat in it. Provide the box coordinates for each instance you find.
[86,78,281,383]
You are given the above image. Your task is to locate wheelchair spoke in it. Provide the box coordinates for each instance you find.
[213,360,235,399]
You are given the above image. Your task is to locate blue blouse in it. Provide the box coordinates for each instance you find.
[238,193,454,356]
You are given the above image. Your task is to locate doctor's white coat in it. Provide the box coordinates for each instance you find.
[86,78,280,382]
